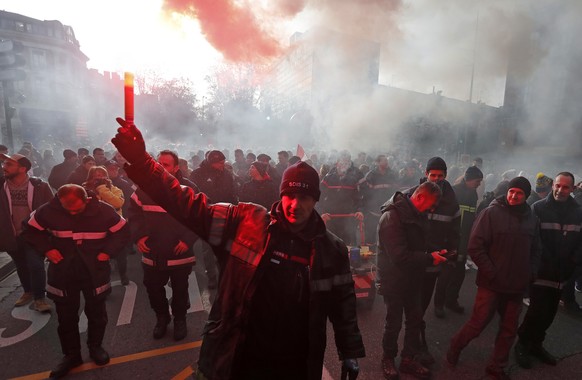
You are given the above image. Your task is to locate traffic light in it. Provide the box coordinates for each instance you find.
[0,40,26,81]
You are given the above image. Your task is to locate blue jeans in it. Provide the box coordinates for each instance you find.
[7,236,47,299]
[450,287,523,374]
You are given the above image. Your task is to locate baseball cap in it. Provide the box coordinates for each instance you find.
[0,153,32,171]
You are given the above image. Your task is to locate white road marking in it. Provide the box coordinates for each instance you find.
[0,305,51,347]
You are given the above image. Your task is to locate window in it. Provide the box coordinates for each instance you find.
[30,49,48,69]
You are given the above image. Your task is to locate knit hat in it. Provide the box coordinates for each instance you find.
[207,150,226,164]
[535,172,553,193]
[0,153,32,171]
[464,166,483,181]
[280,162,321,201]
[426,157,447,172]
[63,149,77,159]
[250,161,268,177]
[508,176,531,198]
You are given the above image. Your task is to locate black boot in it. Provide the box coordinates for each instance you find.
[417,328,435,366]
[531,344,557,366]
[153,314,171,339]
[174,317,188,341]
[49,353,83,379]
[89,346,110,366]
[381,357,399,380]
[514,340,532,369]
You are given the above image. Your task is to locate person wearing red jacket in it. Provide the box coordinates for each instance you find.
[111,119,365,380]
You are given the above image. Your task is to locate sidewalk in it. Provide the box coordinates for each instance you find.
[0,251,15,282]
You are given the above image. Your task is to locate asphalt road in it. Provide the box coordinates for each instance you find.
[0,254,581,380]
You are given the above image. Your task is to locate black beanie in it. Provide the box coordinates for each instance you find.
[507,176,531,198]
[280,162,321,201]
[464,166,483,181]
[426,157,447,172]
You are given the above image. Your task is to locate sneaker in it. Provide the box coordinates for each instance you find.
[381,357,399,380]
[14,292,33,307]
[49,353,83,379]
[33,298,52,312]
[575,283,582,293]
[400,357,430,379]
[514,341,532,369]
[522,298,530,307]
[531,345,557,366]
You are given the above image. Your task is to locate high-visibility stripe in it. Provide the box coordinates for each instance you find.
[50,230,108,240]
[109,218,127,233]
[311,273,354,291]
[369,184,392,189]
[230,240,262,267]
[533,279,565,289]
[46,284,65,297]
[27,211,45,231]
[142,205,167,213]
[95,283,111,296]
[208,204,229,246]
[272,250,309,265]
[427,213,456,222]
[131,192,167,213]
[540,223,582,232]
[322,182,356,190]
[142,257,155,266]
[168,257,196,266]
[459,205,476,212]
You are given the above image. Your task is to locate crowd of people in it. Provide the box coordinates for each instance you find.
[1,126,582,380]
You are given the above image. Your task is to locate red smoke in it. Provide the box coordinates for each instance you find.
[164,0,304,63]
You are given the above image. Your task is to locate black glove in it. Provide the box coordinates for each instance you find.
[341,358,359,380]
[111,117,148,164]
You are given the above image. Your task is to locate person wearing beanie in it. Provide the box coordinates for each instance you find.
[434,165,483,319]
[238,161,279,209]
[516,172,582,369]
[527,172,553,206]
[403,156,460,364]
[319,154,364,246]
[48,149,79,190]
[111,121,365,380]
[447,175,541,379]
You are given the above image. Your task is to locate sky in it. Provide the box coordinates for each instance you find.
[2,0,507,105]
[2,0,225,89]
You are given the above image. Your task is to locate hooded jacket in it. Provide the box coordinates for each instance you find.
[377,192,433,296]
[124,155,365,380]
[21,196,129,300]
[468,196,541,294]
[532,193,582,287]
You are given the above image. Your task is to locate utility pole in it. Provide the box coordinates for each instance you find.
[469,12,480,103]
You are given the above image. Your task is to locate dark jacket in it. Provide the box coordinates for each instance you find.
[66,165,90,186]
[377,192,433,296]
[359,167,397,215]
[526,191,543,206]
[532,194,582,286]
[0,177,54,251]
[48,160,78,190]
[190,160,237,204]
[128,173,198,270]
[238,178,279,209]
[124,155,365,380]
[21,196,129,300]
[405,179,460,270]
[468,197,541,294]
[452,180,479,259]
[319,165,363,214]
